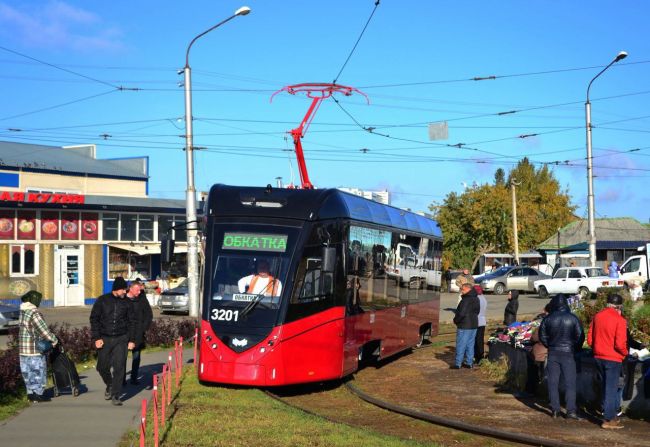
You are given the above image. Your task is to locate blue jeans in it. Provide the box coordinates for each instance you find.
[596,358,622,421]
[547,351,577,414]
[455,328,477,367]
[19,355,47,395]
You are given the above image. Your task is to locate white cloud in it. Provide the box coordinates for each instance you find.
[0,1,123,52]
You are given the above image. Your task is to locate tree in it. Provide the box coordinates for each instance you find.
[494,168,505,186]
[431,159,576,271]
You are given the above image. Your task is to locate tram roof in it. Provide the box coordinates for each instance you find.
[208,184,442,238]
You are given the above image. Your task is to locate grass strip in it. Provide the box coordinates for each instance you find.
[121,369,432,447]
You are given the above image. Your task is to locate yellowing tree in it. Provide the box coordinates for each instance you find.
[432,158,576,271]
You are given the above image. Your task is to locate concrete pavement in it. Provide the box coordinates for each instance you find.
[0,348,191,447]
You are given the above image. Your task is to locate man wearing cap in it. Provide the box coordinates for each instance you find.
[587,294,628,429]
[452,282,480,369]
[90,276,136,406]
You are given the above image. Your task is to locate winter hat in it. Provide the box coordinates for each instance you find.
[21,290,42,307]
[112,276,128,291]
[607,294,623,306]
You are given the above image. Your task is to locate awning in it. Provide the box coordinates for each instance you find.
[108,243,188,256]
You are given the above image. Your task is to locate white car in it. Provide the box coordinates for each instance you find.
[534,267,624,298]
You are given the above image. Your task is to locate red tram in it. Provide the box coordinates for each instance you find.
[198,184,442,386]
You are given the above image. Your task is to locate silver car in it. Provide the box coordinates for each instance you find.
[159,279,189,314]
[480,266,551,295]
[0,304,20,331]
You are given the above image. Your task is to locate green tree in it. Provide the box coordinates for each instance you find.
[432,158,576,271]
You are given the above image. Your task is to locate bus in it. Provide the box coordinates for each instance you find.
[198,184,442,386]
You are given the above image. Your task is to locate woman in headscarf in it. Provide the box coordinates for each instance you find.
[18,290,58,402]
[503,290,519,326]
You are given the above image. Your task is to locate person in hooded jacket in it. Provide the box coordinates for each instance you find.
[90,276,136,405]
[18,291,58,403]
[125,280,153,385]
[452,282,480,369]
[539,294,585,420]
[503,290,519,326]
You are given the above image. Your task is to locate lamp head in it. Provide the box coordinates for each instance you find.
[235,6,251,16]
[614,51,628,62]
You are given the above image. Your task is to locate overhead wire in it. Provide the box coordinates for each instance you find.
[332,0,381,84]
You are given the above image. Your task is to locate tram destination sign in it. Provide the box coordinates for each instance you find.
[222,232,288,253]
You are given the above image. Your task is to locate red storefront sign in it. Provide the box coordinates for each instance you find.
[0,210,14,240]
[16,211,36,240]
[0,191,85,204]
[81,213,98,240]
[60,212,80,240]
[41,212,59,240]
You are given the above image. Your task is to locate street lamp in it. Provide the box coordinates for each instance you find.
[585,50,627,266]
[183,6,251,318]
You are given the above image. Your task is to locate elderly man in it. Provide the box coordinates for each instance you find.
[454,268,475,289]
[452,282,480,369]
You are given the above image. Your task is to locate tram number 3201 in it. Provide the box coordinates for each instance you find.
[210,309,239,322]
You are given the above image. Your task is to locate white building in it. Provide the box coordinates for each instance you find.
[338,187,390,205]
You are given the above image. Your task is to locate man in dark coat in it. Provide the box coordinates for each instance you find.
[539,294,585,420]
[125,280,153,385]
[90,276,136,405]
[452,282,480,369]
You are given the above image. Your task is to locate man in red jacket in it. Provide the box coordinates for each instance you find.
[587,294,628,430]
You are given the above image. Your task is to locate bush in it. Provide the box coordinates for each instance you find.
[0,318,196,398]
[0,347,23,396]
[631,304,650,344]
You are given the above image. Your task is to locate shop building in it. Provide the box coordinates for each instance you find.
[0,141,188,307]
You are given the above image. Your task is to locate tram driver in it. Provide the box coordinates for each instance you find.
[238,259,282,296]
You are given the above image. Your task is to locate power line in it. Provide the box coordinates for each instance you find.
[0,90,118,122]
[0,46,120,89]
[333,0,381,84]
[359,60,650,89]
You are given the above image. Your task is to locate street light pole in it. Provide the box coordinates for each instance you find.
[585,50,627,267]
[184,6,251,318]
[511,178,521,265]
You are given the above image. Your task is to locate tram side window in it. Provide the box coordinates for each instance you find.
[348,225,392,309]
[292,247,334,303]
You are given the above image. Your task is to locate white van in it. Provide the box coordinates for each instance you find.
[619,243,650,290]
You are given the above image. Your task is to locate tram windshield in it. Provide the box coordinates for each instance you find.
[207,226,295,328]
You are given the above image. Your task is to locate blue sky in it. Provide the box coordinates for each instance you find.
[1,1,649,222]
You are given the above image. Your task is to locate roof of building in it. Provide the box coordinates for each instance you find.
[537,217,650,250]
[0,141,148,180]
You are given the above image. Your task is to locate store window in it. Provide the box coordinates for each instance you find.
[10,244,37,276]
[120,214,137,241]
[158,215,186,242]
[138,214,154,241]
[102,213,119,240]
[108,247,151,279]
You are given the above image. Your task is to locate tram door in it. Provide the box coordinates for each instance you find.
[54,245,85,307]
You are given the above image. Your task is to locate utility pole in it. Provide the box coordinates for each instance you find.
[511,179,521,265]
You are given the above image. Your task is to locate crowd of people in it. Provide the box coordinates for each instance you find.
[450,268,645,430]
[18,276,152,406]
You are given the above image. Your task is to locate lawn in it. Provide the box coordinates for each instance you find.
[121,371,436,447]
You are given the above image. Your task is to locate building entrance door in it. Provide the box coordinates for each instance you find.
[54,245,85,307]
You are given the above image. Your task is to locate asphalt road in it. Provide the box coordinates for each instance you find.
[1,292,549,348]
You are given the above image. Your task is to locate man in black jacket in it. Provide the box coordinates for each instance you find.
[452,283,480,369]
[90,276,136,406]
[539,294,585,420]
[125,280,153,385]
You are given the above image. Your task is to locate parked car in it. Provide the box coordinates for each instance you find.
[479,266,551,294]
[0,303,20,331]
[534,267,624,298]
[159,279,189,314]
[473,266,514,284]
